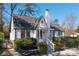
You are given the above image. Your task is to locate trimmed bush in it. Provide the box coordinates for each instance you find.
[15,38,37,50]
[63,37,77,48]
[0,32,4,49]
[54,37,64,51]
[53,37,78,51]
[37,41,48,55]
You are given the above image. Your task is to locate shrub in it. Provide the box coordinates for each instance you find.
[53,37,78,51]
[63,37,77,48]
[0,32,4,48]
[37,41,48,55]
[54,37,64,51]
[0,38,3,48]
[0,32,4,54]
[0,32,4,39]
[75,37,79,48]
[15,38,37,50]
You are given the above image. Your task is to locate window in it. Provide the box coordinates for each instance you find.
[40,30,42,39]
[16,29,21,39]
[58,31,62,35]
[41,20,44,23]
[37,30,43,39]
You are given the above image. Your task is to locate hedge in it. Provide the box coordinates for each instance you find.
[53,37,78,51]
[15,38,37,50]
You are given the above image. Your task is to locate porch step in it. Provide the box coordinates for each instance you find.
[46,38,55,55]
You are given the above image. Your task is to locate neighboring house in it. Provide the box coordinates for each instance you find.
[10,9,64,41]
[74,28,79,37]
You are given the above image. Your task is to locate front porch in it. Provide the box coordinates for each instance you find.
[15,29,30,39]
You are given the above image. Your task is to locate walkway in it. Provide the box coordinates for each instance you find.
[52,48,79,56]
[1,40,21,56]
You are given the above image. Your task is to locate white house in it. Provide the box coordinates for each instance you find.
[10,9,64,41]
[10,9,64,54]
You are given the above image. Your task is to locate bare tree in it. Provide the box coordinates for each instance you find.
[4,3,38,17]
[3,3,38,31]
[63,14,77,36]
[3,3,38,24]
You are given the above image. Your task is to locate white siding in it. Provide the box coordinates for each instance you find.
[10,17,15,40]
[10,29,15,40]
[38,19,47,29]
[30,30,37,38]
[55,31,58,37]
[62,32,64,36]
[16,30,21,39]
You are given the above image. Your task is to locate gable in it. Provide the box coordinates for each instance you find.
[36,16,48,29]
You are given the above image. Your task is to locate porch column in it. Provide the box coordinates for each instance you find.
[52,30,55,42]
[39,29,41,42]
[25,30,26,39]
[39,29,40,39]
[15,29,16,40]
[50,30,52,41]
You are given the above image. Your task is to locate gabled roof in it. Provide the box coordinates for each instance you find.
[50,22,64,31]
[13,14,37,25]
[13,14,39,29]
[13,14,64,31]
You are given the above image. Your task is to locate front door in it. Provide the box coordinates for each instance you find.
[40,30,42,39]
[37,30,43,40]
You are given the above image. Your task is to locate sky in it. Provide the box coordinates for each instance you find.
[37,3,79,26]
[3,3,79,27]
